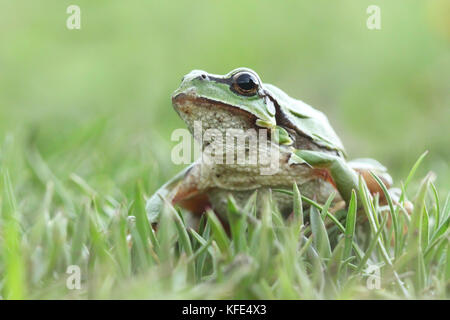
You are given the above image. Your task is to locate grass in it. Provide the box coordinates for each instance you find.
[0,148,448,299]
[0,1,448,300]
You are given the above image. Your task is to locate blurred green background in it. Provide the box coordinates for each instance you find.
[1,0,449,210]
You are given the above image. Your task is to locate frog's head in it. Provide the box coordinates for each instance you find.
[172,68,276,135]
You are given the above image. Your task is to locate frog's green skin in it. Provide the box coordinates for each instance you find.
[146,68,392,221]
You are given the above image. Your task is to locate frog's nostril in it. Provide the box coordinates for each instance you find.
[181,76,185,83]
[200,74,207,80]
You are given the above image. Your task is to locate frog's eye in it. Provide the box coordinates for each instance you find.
[232,72,259,96]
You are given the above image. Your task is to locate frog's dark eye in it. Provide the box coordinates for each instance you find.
[232,72,259,96]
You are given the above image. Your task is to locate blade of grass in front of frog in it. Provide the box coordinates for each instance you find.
[310,205,331,259]
[430,182,440,227]
[189,227,215,280]
[304,234,325,294]
[358,175,388,260]
[424,191,449,260]
[443,240,450,283]
[28,181,53,246]
[132,181,153,260]
[400,150,428,203]
[416,238,427,293]
[156,199,178,266]
[274,188,364,260]
[356,212,388,273]
[243,190,259,240]
[406,174,431,250]
[400,182,410,221]
[206,209,231,258]
[25,146,75,217]
[424,227,449,264]
[358,175,408,295]
[88,206,114,268]
[370,171,400,258]
[328,237,345,269]
[149,224,160,253]
[256,192,274,277]
[250,279,276,299]
[426,215,450,256]
[243,189,258,217]
[186,236,212,264]
[70,202,89,264]
[196,214,207,250]
[298,234,314,257]
[291,183,305,246]
[430,193,450,248]
[441,193,450,224]
[321,191,336,220]
[422,206,430,251]
[111,204,131,277]
[70,172,98,199]
[129,223,150,271]
[294,237,316,298]
[190,242,211,282]
[226,194,247,253]
[340,189,357,278]
[274,189,342,228]
[1,170,27,299]
[168,204,193,258]
[189,228,214,256]
[292,182,304,229]
[268,189,285,232]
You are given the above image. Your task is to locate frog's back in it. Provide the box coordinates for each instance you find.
[263,83,346,156]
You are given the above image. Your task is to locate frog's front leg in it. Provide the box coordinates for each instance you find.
[293,150,359,204]
[293,150,398,206]
[146,162,210,222]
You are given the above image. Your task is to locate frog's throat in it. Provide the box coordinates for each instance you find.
[172,92,258,129]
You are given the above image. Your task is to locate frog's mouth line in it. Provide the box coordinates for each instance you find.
[172,93,258,127]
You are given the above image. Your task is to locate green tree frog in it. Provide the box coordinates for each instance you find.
[147,68,393,221]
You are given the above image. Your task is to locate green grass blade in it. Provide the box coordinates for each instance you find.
[274,188,364,260]
[400,151,428,202]
[356,213,388,273]
[1,171,27,299]
[226,195,247,253]
[310,205,331,259]
[206,209,230,257]
[292,183,303,227]
[341,190,357,276]
[321,192,336,220]
[369,171,400,258]
[430,182,440,227]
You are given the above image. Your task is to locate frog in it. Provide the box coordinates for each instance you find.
[146,67,394,221]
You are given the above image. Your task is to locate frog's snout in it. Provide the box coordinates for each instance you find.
[180,70,209,85]
[173,70,208,103]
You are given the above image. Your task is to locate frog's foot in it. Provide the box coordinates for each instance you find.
[348,159,413,214]
[348,158,392,198]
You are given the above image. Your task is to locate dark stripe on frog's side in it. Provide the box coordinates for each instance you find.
[263,89,341,156]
